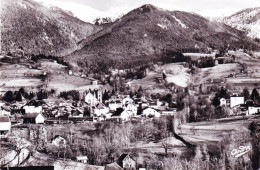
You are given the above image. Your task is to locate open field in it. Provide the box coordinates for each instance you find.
[47,74,94,92]
[0,59,101,94]
[0,62,44,93]
[194,63,239,84]
[128,63,191,91]
[129,116,259,158]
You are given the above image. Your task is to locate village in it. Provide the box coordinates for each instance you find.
[0,67,260,170]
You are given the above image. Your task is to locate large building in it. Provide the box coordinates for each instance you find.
[230,96,244,108]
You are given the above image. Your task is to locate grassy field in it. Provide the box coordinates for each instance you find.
[0,59,99,94]
[194,63,239,84]
[0,62,44,93]
[128,63,191,92]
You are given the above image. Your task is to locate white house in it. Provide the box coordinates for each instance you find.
[143,108,160,118]
[120,110,134,121]
[94,103,109,117]
[23,106,42,114]
[109,100,123,111]
[23,113,45,124]
[76,156,88,164]
[0,116,11,137]
[118,154,136,170]
[0,109,11,117]
[248,106,260,115]
[123,96,133,106]
[220,98,227,106]
[124,103,137,117]
[230,96,244,108]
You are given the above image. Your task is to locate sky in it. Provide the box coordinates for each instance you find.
[34,0,260,23]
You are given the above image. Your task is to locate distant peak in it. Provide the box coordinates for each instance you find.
[138,4,159,13]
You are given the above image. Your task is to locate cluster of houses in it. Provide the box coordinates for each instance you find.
[219,94,260,115]
[0,85,177,138]
[84,88,177,122]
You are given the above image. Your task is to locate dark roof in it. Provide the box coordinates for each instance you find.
[118,154,128,164]
[118,153,134,163]
[105,162,123,170]
[113,108,124,116]
[0,116,10,122]
[96,103,105,109]
[24,113,40,118]
[26,100,44,107]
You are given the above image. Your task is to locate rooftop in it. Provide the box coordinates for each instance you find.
[0,116,10,122]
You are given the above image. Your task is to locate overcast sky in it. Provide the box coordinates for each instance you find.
[34,0,260,23]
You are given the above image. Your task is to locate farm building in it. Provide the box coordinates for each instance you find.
[0,116,11,137]
[118,154,136,170]
[23,113,45,124]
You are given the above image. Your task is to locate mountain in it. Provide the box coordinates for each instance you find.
[0,0,102,56]
[222,7,260,39]
[65,4,258,71]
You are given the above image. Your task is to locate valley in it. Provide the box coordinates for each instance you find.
[0,1,260,170]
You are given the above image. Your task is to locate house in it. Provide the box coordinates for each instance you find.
[120,110,134,121]
[23,100,43,114]
[123,96,134,106]
[142,108,160,118]
[0,116,11,137]
[118,154,136,170]
[94,103,109,117]
[124,103,137,117]
[0,109,11,117]
[52,135,67,147]
[23,113,45,124]
[230,96,244,108]
[109,100,123,111]
[248,106,260,115]
[105,162,123,170]
[220,98,227,106]
[76,156,88,164]
[23,105,42,114]
[70,108,84,117]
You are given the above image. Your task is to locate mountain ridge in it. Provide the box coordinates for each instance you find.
[0,0,102,56]
[65,4,259,71]
[221,7,260,39]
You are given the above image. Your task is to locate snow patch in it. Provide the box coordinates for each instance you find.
[157,23,167,29]
[172,15,188,29]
